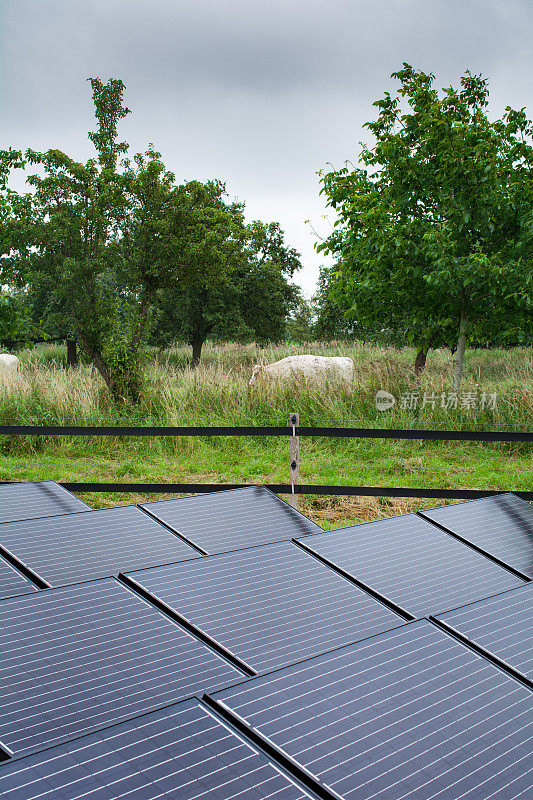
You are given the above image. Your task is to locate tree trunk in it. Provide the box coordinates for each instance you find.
[453,310,468,392]
[414,349,428,377]
[77,330,114,390]
[191,336,204,369]
[66,339,77,369]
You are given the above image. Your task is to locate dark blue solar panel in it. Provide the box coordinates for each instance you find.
[123,541,406,674]
[0,505,200,588]
[207,620,533,800]
[419,493,533,579]
[295,513,524,618]
[141,486,323,554]
[0,579,243,757]
[0,481,90,524]
[0,699,311,800]
[434,583,533,685]
[0,554,39,599]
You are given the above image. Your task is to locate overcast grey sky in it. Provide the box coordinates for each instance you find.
[1,0,532,295]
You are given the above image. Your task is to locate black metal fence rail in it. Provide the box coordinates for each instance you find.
[1,425,532,442]
[1,425,532,501]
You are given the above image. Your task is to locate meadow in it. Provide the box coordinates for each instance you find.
[1,341,531,528]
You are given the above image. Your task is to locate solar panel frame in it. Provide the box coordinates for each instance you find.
[294,512,525,618]
[0,481,91,524]
[0,577,246,758]
[418,492,533,581]
[0,553,40,599]
[140,485,324,555]
[0,504,202,588]
[0,698,316,800]
[206,619,533,800]
[121,540,409,675]
[432,582,533,688]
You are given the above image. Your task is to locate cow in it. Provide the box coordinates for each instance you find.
[250,355,354,385]
[0,354,20,371]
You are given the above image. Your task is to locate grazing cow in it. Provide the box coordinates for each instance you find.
[250,355,354,385]
[0,354,20,371]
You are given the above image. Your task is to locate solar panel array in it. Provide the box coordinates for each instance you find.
[433,582,533,685]
[0,699,311,800]
[207,620,533,800]
[0,480,90,524]
[419,492,533,579]
[0,579,242,758]
[295,512,525,618]
[0,505,200,588]
[0,554,39,599]
[141,485,323,553]
[1,482,532,800]
[122,541,406,673]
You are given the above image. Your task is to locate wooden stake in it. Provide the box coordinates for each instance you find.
[288,412,299,509]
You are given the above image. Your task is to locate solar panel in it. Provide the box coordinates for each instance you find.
[0,578,244,758]
[0,554,39,599]
[0,481,90,524]
[122,541,407,674]
[419,493,533,579]
[0,699,312,800]
[295,513,524,618]
[207,620,533,800]
[140,486,323,554]
[433,583,533,685]
[0,505,201,588]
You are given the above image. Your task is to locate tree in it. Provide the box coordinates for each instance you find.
[0,79,246,398]
[152,220,301,364]
[318,65,533,388]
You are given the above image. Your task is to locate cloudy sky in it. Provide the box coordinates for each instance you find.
[1,0,532,295]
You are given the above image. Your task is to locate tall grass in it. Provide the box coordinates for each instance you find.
[3,341,532,430]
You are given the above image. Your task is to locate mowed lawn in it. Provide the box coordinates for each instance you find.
[1,341,531,528]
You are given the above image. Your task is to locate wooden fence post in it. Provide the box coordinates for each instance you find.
[288,412,299,509]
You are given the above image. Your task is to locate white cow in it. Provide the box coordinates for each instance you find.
[250,355,354,385]
[0,354,20,371]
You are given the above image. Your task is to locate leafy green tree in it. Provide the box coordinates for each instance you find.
[0,79,246,398]
[318,65,533,387]
[152,220,301,365]
[312,264,359,341]
[0,289,41,348]
[287,297,315,342]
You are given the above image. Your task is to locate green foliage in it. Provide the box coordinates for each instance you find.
[102,333,146,402]
[318,64,533,386]
[287,297,315,342]
[1,78,301,387]
[152,220,301,363]
[0,289,41,348]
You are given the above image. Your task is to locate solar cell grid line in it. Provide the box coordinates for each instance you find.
[0,699,317,800]
[140,485,324,555]
[0,505,202,588]
[121,540,409,675]
[432,583,533,687]
[205,619,533,800]
[0,554,39,599]
[419,493,533,580]
[0,577,245,759]
[0,480,90,524]
[294,513,525,619]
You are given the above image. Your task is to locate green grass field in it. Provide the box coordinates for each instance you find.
[1,341,531,528]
